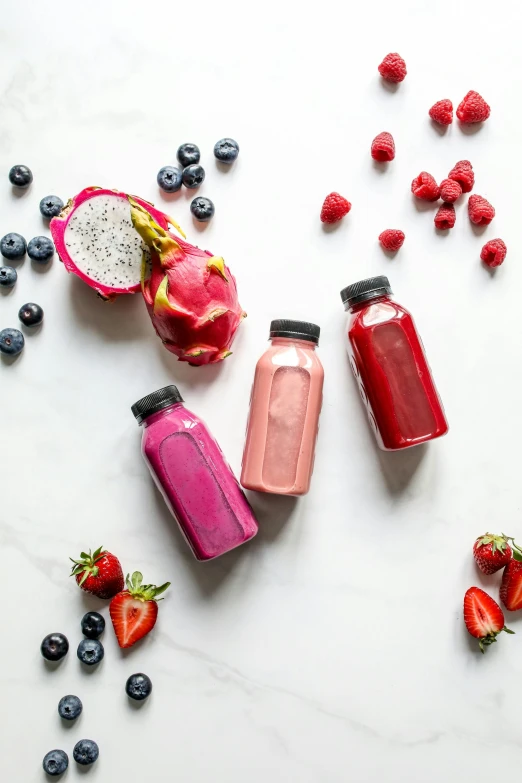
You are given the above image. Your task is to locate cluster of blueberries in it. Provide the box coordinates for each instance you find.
[40,611,152,776]
[157,138,240,223]
[0,166,61,356]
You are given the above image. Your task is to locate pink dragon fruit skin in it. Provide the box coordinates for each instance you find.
[50,187,181,300]
[130,200,246,366]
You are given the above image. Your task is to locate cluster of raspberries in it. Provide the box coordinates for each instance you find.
[411,161,506,266]
[319,54,505,268]
[428,92,490,126]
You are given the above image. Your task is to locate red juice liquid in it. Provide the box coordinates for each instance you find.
[342,278,448,450]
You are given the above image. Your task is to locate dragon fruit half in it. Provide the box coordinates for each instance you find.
[50,186,184,300]
[130,200,246,366]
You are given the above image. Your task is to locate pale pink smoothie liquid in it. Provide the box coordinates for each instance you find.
[241,320,324,496]
[132,386,258,561]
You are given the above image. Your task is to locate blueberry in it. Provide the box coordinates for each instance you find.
[81,611,105,639]
[41,633,69,662]
[73,739,99,766]
[0,266,17,288]
[42,749,68,776]
[214,138,240,163]
[182,165,205,189]
[190,197,215,222]
[126,672,153,701]
[177,143,200,167]
[0,328,24,356]
[18,302,44,327]
[27,236,54,263]
[58,694,83,721]
[1,232,26,260]
[77,638,104,666]
[39,195,64,219]
[9,164,32,189]
[157,165,183,193]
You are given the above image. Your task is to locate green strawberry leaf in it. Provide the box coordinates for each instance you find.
[152,582,171,598]
[79,570,90,587]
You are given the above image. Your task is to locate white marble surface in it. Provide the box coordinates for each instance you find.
[1,2,522,780]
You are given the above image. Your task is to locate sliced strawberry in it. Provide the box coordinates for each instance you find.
[70,546,124,599]
[109,571,170,649]
[463,587,514,653]
[500,557,522,611]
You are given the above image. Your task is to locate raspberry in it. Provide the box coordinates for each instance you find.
[448,160,474,193]
[378,229,405,252]
[468,194,495,226]
[320,192,352,224]
[434,203,456,230]
[456,90,490,123]
[411,172,440,201]
[429,99,453,125]
[480,238,507,268]
[371,132,395,162]
[378,53,407,83]
[439,178,462,203]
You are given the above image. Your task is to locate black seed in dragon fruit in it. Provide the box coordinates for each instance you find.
[49,187,184,300]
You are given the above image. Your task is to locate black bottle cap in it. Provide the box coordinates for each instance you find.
[340,276,392,309]
[269,319,320,344]
[131,385,184,424]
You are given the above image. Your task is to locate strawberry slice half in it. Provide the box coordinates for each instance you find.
[109,571,170,649]
[464,587,514,653]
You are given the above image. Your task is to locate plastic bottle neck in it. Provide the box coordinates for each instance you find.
[270,336,317,349]
[141,402,184,427]
[348,293,392,313]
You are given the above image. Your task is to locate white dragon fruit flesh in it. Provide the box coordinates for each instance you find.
[50,186,183,300]
[130,200,246,366]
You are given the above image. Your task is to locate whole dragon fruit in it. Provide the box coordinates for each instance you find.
[50,186,184,300]
[130,200,246,366]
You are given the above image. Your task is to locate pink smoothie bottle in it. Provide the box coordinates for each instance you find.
[241,319,324,496]
[132,385,258,560]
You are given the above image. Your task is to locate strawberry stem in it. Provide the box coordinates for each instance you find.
[124,571,171,602]
[478,625,514,653]
[70,546,106,579]
[501,534,522,557]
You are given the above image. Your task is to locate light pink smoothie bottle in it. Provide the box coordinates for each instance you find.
[241,319,324,496]
[132,385,258,561]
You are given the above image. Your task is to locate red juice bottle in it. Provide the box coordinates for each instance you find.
[340,276,448,450]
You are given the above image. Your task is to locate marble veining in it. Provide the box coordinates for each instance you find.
[2,1,522,781]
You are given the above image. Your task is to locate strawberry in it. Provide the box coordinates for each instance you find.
[473,533,512,574]
[500,549,522,611]
[70,546,124,599]
[109,571,170,649]
[463,587,514,653]
[320,192,351,224]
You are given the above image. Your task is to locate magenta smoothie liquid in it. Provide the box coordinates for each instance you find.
[132,386,258,561]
